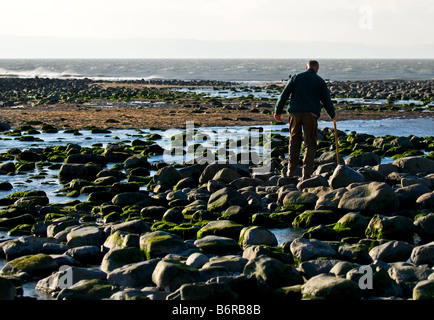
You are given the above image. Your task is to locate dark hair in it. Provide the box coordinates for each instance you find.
[308,60,319,68]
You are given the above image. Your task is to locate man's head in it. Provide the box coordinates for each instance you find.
[306,60,319,73]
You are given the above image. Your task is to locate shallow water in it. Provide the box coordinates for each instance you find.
[0,118,433,204]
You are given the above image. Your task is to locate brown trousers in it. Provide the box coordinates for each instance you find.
[288,112,318,180]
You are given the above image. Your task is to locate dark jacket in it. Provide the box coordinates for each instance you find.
[274,68,336,119]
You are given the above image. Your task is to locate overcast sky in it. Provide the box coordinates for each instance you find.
[0,0,433,58]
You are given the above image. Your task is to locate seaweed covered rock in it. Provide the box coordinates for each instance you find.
[139,231,187,259]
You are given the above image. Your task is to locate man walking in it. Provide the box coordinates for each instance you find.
[274,60,336,181]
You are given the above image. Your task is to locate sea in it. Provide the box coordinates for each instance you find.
[0,59,434,82]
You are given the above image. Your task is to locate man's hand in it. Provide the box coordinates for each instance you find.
[274,114,282,122]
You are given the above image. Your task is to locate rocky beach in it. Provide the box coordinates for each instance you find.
[0,77,434,303]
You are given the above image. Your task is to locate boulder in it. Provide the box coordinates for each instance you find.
[152,259,200,292]
[179,282,237,300]
[199,163,241,185]
[58,163,101,181]
[411,241,434,266]
[111,192,153,207]
[0,235,59,257]
[243,256,303,289]
[365,214,414,242]
[369,240,413,263]
[301,274,361,300]
[395,183,432,208]
[333,212,369,238]
[393,156,434,174]
[207,187,248,212]
[292,210,339,229]
[282,191,318,207]
[105,219,150,235]
[56,279,117,300]
[66,226,105,248]
[296,175,329,190]
[197,220,244,240]
[416,192,434,210]
[413,280,434,300]
[299,259,342,279]
[414,213,434,242]
[213,168,242,184]
[65,246,103,265]
[345,152,381,167]
[338,182,399,215]
[107,259,160,288]
[289,237,337,262]
[388,262,433,292]
[0,253,58,278]
[123,154,150,169]
[194,235,241,255]
[239,226,277,249]
[202,255,248,274]
[139,231,188,259]
[186,252,209,269]
[315,188,347,211]
[101,247,144,273]
[149,165,183,193]
[329,165,364,189]
[36,266,107,295]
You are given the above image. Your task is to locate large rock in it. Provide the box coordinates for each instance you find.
[194,235,241,255]
[332,212,369,238]
[139,231,187,259]
[148,165,183,193]
[66,226,105,248]
[345,152,381,167]
[411,241,434,266]
[58,163,101,181]
[107,259,160,287]
[365,214,414,242]
[213,167,242,184]
[0,235,59,257]
[315,188,347,211]
[282,191,318,207]
[301,274,361,300]
[414,213,434,242]
[202,255,248,274]
[56,279,117,300]
[36,266,107,295]
[416,192,434,210]
[111,192,153,207]
[369,240,413,263]
[289,237,337,262]
[338,182,399,215]
[413,280,434,300]
[207,187,248,212]
[101,247,144,273]
[239,226,277,249]
[243,256,303,289]
[197,220,244,240]
[395,183,432,208]
[329,165,364,189]
[151,259,200,292]
[393,156,434,174]
[0,253,58,278]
